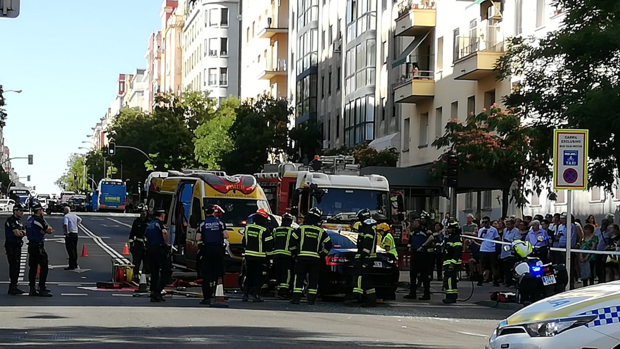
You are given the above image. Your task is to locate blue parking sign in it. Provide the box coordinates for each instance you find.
[563,150,578,166]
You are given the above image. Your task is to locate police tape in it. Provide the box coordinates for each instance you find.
[463,234,620,256]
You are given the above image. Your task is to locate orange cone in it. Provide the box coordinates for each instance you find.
[81,245,88,257]
[122,243,129,255]
[210,278,228,308]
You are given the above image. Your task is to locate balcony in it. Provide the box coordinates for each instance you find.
[395,0,436,37]
[258,59,287,80]
[453,33,504,80]
[258,19,289,39]
[393,70,435,103]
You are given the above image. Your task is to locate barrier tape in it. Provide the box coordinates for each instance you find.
[463,234,620,256]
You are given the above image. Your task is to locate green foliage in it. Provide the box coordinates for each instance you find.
[221,95,292,174]
[0,84,6,127]
[58,154,88,192]
[430,106,551,207]
[496,0,620,192]
[194,98,239,170]
[324,143,399,167]
[0,169,11,193]
[84,150,106,185]
[288,120,323,162]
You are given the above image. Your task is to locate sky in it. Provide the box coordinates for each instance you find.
[0,1,161,195]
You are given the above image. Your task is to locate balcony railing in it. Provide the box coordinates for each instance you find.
[397,0,436,18]
[453,34,504,62]
[264,59,287,72]
[392,54,434,89]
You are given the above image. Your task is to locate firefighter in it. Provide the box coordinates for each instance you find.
[25,204,53,297]
[242,208,273,302]
[290,207,331,305]
[128,203,150,280]
[352,208,379,307]
[377,222,397,260]
[442,219,463,304]
[145,209,170,303]
[404,211,434,300]
[271,213,296,298]
[197,205,229,305]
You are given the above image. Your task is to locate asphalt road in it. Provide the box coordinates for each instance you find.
[0,212,512,348]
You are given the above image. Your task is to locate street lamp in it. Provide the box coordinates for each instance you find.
[4,89,22,94]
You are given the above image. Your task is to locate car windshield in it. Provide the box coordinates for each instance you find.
[326,232,357,249]
[0,200,8,205]
[203,198,271,225]
[312,189,388,217]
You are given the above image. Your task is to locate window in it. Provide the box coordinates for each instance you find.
[208,68,218,86]
[252,21,255,37]
[322,30,326,48]
[221,8,229,26]
[482,191,493,209]
[329,25,333,45]
[208,38,218,56]
[337,67,341,90]
[435,107,443,138]
[419,112,428,147]
[328,72,332,94]
[465,192,474,210]
[515,0,523,35]
[452,28,459,62]
[367,39,376,66]
[220,68,228,86]
[536,0,545,28]
[382,40,387,62]
[321,75,325,98]
[381,97,386,120]
[591,187,602,202]
[467,96,475,116]
[555,190,566,204]
[336,113,340,138]
[437,37,444,71]
[403,118,410,151]
[451,101,458,120]
[209,8,220,27]
[484,89,496,108]
[220,38,228,56]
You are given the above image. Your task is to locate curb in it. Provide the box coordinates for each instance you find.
[476,300,524,311]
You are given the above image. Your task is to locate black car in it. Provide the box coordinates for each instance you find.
[68,195,87,212]
[319,230,399,300]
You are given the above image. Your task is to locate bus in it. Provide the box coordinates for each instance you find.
[96,179,127,212]
[8,187,31,205]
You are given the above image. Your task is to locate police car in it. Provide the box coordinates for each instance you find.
[487,281,620,348]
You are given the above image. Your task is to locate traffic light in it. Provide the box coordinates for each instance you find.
[108,142,116,156]
[446,154,458,188]
[27,175,30,182]
[28,154,33,165]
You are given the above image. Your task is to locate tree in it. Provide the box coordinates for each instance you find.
[59,154,87,192]
[324,143,399,167]
[0,84,7,127]
[430,106,551,207]
[221,95,291,174]
[84,150,106,185]
[287,120,323,163]
[194,98,239,170]
[496,0,620,192]
[0,169,11,193]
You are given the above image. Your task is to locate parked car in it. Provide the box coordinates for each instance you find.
[0,199,15,212]
[68,195,87,212]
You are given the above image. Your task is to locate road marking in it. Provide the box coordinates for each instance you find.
[60,293,88,296]
[53,235,110,239]
[456,331,489,338]
[49,264,69,270]
[108,218,132,228]
[18,241,27,282]
[100,224,120,228]
[79,223,131,265]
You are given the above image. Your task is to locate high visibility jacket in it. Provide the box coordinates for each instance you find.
[242,223,273,259]
[381,233,398,259]
[291,225,332,259]
[272,226,295,257]
[356,224,378,260]
[442,232,463,266]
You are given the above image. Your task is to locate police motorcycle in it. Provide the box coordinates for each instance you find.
[504,239,568,305]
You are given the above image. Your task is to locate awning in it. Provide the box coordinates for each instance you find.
[392,31,431,68]
[369,132,400,152]
[466,0,486,9]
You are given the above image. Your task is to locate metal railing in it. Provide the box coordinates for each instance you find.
[397,0,436,18]
[392,54,435,89]
[454,34,504,62]
[262,58,287,72]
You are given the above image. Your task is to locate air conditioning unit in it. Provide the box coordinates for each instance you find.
[487,3,502,20]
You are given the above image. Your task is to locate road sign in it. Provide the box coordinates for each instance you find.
[553,129,588,190]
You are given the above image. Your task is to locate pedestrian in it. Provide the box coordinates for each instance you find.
[128,204,150,280]
[62,206,82,270]
[500,218,521,286]
[290,207,331,305]
[5,203,27,295]
[580,224,597,286]
[595,219,610,283]
[461,214,477,235]
[25,204,53,297]
[197,205,228,305]
[349,208,377,307]
[478,217,500,287]
[241,208,273,302]
[145,208,171,303]
[586,215,597,228]
[442,220,462,304]
[404,211,434,300]
[272,213,296,298]
[525,220,550,262]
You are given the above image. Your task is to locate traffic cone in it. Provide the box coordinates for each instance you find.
[210,278,228,308]
[135,273,148,293]
[122,243,129,255]
[81,245,88,257]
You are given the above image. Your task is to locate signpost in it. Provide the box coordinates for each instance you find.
[553,129,589,291]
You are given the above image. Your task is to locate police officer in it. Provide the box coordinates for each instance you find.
[128,203,150,280]
[25,204,53,297]
[442,220,462,304]
[272,213,295,298]
[197,205,229,305]
[242,208,273,302]
[351,208,378,307]
[5,203,27,295]
[404,212,434,300]
[290,207,331,305]
[145,208,170,303]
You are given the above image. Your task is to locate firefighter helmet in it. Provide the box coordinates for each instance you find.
[357,208,371,222]
[376,223,390,232]
[308,207,323,219]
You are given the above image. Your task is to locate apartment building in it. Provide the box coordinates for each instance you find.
[123,69,147,110]
[240,0,289,99]
[182,0,240,103]
[161,0,185,96]
[145,31,163,113]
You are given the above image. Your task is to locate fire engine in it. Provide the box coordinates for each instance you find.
[255,155,391,231]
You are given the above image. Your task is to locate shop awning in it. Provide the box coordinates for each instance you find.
[369,132,400,152]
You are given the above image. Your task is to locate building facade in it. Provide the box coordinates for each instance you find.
[183,0,241,103]
[145,31,163,113]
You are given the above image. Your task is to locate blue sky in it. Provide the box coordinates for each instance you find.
[0,1,161,195]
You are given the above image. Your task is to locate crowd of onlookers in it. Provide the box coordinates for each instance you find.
[422,212,620,290]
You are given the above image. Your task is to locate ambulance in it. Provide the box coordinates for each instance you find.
[151,170,272,271]
[255,155,391,231]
